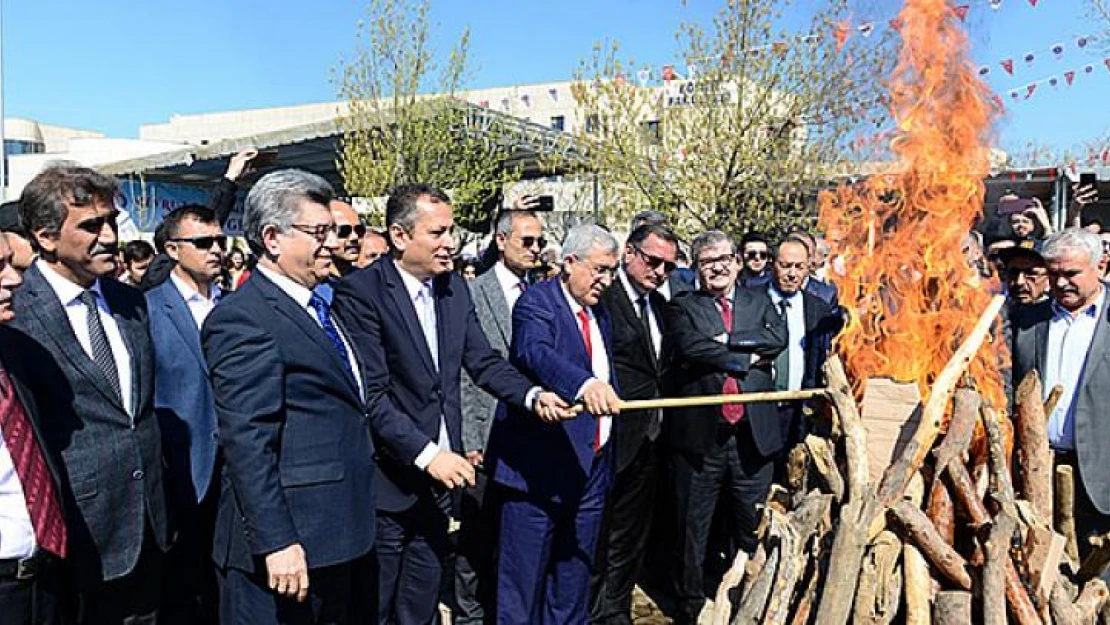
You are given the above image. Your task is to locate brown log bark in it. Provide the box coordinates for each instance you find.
[763,511,805,625]
[1015,371,1054,521]
[1079,531,1110,583]
[934,590,972,625]
[983,510,1016,625]
[888,500,972,590]
[1050,578,1083,625]
[932,388,981,472]
[852,531,903,625]
[733,542,779,623]
[944,461,992,530]
[903,543,931,625]
[1005,556,1042,625]
[1076,580,1110,622]
[711,551,748,625]
[1044,383,1064,417]
[804,435,845,502]
[981,405,1016,506]
[926,475,956,546]
[1056,464,1080,564]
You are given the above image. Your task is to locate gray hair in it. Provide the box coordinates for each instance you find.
[690,230,734,267]
[1042,228,1103,269]
[562,224,618,261]
[243,169,334,255]
[495,210,540,237]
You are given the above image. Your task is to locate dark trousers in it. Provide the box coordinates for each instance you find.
[0,555,64,625]
[218,553,374,625]
[589,437,659,625]
[70,527,164,625]
[496,451,611,625]
[453,472,496,625]
[161,479,220,625]
[668,422,773,625]
[375,492,451,625]
[1056,452,1110,582]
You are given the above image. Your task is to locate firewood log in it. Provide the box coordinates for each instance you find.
[733,540,780,624]
[933,590,972,625]
[926,475,956,545]
[1050,577,1083,625]
[888,500,972,590]
[932,388,980,473]
[1076,579,1110,622]
[1056,464,1080,564]
[1044,383,1064,418]
[1078,531,1110,583]
[711,551,748,625]
[1004,556,1042,625]
[983,509,1016,625]
[852,531,903,625]
[804,435,845,502]
[1015,371,1053,521]
[944,461,992,530]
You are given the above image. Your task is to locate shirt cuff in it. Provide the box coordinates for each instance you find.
[525,386,542,411]
[575,377,599,401]
[414,442,440,470]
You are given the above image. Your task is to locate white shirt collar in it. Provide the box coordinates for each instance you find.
[1051,286,1106,321]
[255,264,314,309]
[560,281,589,318]
[394,259,432,301]
[35,259,105,307]
[494,261,526,292]
[768,284,803,306]
[169,271,221,305]
[618,267,647,305]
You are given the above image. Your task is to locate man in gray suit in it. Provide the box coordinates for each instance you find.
[1011,228,1110,572]
[454,207,546,623]
[12,166,170,623]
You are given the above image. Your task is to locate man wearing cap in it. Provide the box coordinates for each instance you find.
[0,201,35,273]
[999,239,1050,308]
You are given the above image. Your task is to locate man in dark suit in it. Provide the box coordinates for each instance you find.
[11,165,171,623]
[486,224,623,624]
[0,233,69,625]
[1010,228,1110,576]
[333,183,567,625]
[202,169,376,624]
[661,230,787,625]
[590,223,678,624]
[766,238,844,449]
[455,206,546,624]
[146,204,226,624]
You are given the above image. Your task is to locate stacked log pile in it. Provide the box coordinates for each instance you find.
[712,298,1110,624]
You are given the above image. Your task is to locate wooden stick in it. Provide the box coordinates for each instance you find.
[983,511,1017,625]
[805,435,845,502]
[570,388,828,413]
[1076,579,1110,622]
[944,461,992,530]
[711,550,748,625]
[1078,531,1110,583]
[888,500,972,590]
[934,590,972,625]
[926,475,956,545]
[932,388,981,473]
[1050,577,1082,625]
[1044,383,1065,418]
[1015,371,1054,521]
[852,531,903,625]
[872,294,1007,535]
[902,473,931,625]
[1004,556,1043,625]
[982,405,1016,508]
[1056,464,1080,564]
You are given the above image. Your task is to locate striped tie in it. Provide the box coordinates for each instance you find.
[79,290,122,402]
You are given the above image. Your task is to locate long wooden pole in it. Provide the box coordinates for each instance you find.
[570,388,828,414]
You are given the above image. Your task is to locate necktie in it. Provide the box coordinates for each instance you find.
[717,296,745,423]
[0,368,67,557]
[774,299,791,392]
[309,293,355,380]
[518,280,528,293]
[638,295,656,363]
[416,283,439,371]
[79,290,122,402]
[577,308,603,450]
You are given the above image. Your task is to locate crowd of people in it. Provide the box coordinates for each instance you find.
[0,154,1106,625]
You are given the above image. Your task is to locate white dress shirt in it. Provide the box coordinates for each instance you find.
[493,261,528,311]
[769,286,806,391]
[1044,287,1106,451]
[37,260,133,417]
[618,269,661,359]
[169,272,222,329]
[563,284,613,448]
[255,265,363,399]
[0,428,36,558]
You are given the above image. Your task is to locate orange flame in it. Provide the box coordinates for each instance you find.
[818,0,1008,416]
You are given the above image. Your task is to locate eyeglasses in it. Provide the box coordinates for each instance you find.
[581,259,618,280]
[697,253,735,269]
[337,224,367,239]
[289,223,338,244]
[632,245,676,273]
[517,235,548,249]
[168,235,227,251]
[744,251,770,261]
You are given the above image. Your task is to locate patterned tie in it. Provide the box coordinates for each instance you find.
[774,299,792,392]
[309,293,355,380]
[717,295,745,423]
[0,368,67,557]
[577,308,603,450]
[79,290,122,402]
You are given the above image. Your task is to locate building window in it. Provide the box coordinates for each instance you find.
[4,139,44,155]
[550,116,565,131]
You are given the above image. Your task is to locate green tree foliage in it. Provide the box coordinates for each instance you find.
[336,0,518,232]
[558,0,895,239]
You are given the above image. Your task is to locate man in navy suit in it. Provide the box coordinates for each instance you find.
[487,224,623,624]
[333,183,568,625]
[202,170,376,624]
[146,204,226,624]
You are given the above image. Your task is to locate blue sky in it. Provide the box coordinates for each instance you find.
[3,0,1106,156]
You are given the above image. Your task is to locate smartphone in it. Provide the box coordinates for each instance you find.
[998,197,1037,215]
[536,195,555,212]
[1080,173,1099,202]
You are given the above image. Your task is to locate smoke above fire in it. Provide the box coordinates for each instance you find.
[818,0,1008,415]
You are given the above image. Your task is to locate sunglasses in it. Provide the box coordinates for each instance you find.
[517,235,548,249]
[337,224,367,239]
[632,246,676,273]
[168,235,227,250]
[290,223,337,244]
[744,251,770,261]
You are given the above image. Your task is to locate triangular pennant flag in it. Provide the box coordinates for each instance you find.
[1025,83,1037,99]
[1048,76,1059,88]
[1101,149,1109,165]
[1077,36,1090,49]
[978,65,991,76]
[637,68,651,86]
[990,94,1005,110]
[479,100,489,108]
[1010,90,1020,99]
[1051,43,1065,59]
[990,0,1004,8]
[521,94,530,106]
[1001,59,1014,75]
[1065,70,1076,86]
[834,20,851,54]
[889,18,904,31]
[1029,0,1038,6]
[1085,64,1095,74]
[858,23,875,37]
[954,5,970,21]
[1023,52,1036,65]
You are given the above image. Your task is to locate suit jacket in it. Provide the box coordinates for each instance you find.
[1011,298,1110,513]
[778,289,844,391]
[10,264,170,586]
[459,268,513,454]
[146,279,219,505]
[201,271,376,572]
[487,277,618,503]
[599,278,667,472]
[333,259,534,513]
[661,285,788,457]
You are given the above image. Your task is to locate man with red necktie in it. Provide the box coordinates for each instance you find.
[0,232,68,625]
